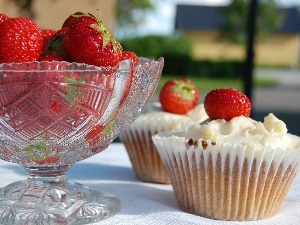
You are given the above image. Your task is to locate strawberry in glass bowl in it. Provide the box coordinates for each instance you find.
[0,58,163,224]
[0,11,164,224]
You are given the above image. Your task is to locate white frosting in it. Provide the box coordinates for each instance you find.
[186,103,209,123]
[141,102,209,125]
[121,102,208,139]
[152,113,300,170]
[120,105,196,152]
[128,111,195,132]
[180,113,299,151]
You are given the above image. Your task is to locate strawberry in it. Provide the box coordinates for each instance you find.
[0,13,9,24]
[85,124,104,142]
[159,78,199,114]
[33,156,60,165]
[0,17,42,63]
[41,29,56,54]
[48,101,64,114]
[39,53,66,62]
[204,88,251,121]
[43,27,68,57]
[62,11,85,28]
[63,14,122,67]
[121,51,138,66]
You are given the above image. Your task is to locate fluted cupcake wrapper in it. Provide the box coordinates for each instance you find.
[152,133,300,221]
[119,116,194,184]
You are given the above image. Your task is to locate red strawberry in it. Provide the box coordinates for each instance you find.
[0,17,42,63]
[63,14,122,67]
[0,13,9,24]
[33,156,60,165]
[43,27,68,57]
[62,11,85,28]
[159,78,199,114]
[41,29,56,54]
[85,124,103,141]
[39,53,66,62]
[48,101,64,114]
[204,88,251,121]
[121,51,138,66]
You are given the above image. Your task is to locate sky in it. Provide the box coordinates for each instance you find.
[133,0,300,36]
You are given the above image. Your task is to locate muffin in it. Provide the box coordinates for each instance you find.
[153,87,300,221]
[119,102,209,184]
[152,113,300,221]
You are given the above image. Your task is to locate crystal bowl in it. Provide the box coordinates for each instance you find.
[0,57,163,224]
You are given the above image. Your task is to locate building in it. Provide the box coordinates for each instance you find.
[0,0,116,32]
[175,4,300,68]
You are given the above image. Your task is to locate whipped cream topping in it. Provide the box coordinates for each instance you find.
[153,113,300,170]
[180,113,300,151]
[141,101,209,124]
[124,102,208,133]
[129,111,194,131]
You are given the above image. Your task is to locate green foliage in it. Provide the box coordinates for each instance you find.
[156,75,277,94]
[256,0,282,39]
[187,60,244,79]
[219,0,281,45]
[218,0,248,44]
[120,34,194,75]
[121,34,244,78]
[117,0,155,28]
[120,34,192,58]
[116,0,156,37]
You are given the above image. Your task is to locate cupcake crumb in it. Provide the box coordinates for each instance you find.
[187,138,199,148]
[201,141,208,149]
[187,138,216,149]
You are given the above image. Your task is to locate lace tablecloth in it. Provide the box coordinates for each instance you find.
[0,143,299,224]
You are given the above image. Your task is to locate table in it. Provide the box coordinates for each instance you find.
[0,143,299,224]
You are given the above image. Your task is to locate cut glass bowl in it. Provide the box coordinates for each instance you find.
[0,57,163,224]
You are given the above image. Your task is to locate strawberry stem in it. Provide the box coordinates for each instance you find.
[90,20,122,53]
[172,80,196,102]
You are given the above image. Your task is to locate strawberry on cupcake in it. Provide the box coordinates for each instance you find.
[119,77,208,184]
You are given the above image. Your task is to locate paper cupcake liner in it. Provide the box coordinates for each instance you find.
[152,133,300,221]
[119,116,194,184]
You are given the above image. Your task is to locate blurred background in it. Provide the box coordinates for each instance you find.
[1,0,299,135]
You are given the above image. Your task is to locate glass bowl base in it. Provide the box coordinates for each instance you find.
[0,178,120,224]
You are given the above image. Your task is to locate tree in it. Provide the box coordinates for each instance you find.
[116,0,156,37]
[219,0,281,45]
[218,0,282,104]
[116,0,155,28]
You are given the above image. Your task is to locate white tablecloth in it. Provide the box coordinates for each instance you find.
[0,143,299,224]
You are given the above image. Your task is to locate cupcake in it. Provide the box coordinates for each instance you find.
[152,88,300,221]
[119,78,208,184]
